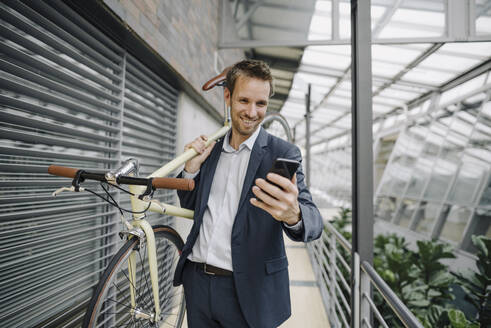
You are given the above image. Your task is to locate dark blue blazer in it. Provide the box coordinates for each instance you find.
[174,127,323,328]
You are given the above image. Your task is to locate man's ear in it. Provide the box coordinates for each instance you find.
[224,87,231,107]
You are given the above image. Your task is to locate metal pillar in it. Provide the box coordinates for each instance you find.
[350,1,374,327]
[305,83,311,188]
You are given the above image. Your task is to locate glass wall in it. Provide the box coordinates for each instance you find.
[374,86,491,253]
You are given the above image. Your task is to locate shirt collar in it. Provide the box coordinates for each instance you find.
[222,126,261,153]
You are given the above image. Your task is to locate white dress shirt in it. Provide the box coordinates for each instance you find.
[183,127,302,271]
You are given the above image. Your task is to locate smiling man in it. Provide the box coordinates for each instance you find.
[173,60,323,328]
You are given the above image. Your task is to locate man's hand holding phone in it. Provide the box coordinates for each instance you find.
[250,158,302,226]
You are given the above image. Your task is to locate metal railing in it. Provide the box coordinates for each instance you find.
[307,219,424,328]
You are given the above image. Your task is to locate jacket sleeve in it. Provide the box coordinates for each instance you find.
[176,170,200,211]
[281,145,324,242]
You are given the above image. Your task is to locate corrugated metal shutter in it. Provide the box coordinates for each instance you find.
[0,1,178,327]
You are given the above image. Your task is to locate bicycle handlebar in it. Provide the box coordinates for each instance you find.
[48,165,195,191]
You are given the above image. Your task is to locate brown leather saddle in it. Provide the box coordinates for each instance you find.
[201,66,231,91]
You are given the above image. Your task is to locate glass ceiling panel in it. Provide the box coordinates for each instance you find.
[338,80,351,90]
[288,88,307,99]
[302,50,351,70]
[331,88,351,99]
[339,2,351,39]
[310,130,346,144]
[310,85,335,99]
[373,95,405,107]
[309,10,332,40]
[377,0,445,38]
[335,114,351,128]
[312,107,345,122]
[294,71,338,87]
[418,52,481,74]
[378,88,421,101]
[372,61,405,78]
[390,82,433,94]
[371,45,424,65]
[475,0,491,35]
[373,104,394,116]
[325,95,351,107]
[403,67,454,85]
[439,42,491,58]
[308,45,351,56]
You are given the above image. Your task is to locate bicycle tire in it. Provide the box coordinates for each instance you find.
[82,225,185,328]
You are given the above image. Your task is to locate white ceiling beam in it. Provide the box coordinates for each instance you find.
[218,35,491,48]
[446,0,471,41]
[372,0,403,36]
[236,0,263,30]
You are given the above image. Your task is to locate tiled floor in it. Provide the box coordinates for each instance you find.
[180,235,329,328]
[279,235,330,328]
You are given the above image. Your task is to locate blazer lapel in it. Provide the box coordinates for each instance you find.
[196,137,223,220]
[236,128,269,216]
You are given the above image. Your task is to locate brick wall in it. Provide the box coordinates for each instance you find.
[103,0,244,116]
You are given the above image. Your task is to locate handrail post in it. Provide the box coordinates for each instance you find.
[360,267,371,327]
[329,233,337,323]
[305,83,311,188]
[353,253,360,328]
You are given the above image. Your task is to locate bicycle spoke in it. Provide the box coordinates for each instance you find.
[104,297,135,311]
[160,290,184,306]
[137,247,154,310]
[85,228,185,328]
[162,320,179,327]
[120,264,149,310]
[137,248,145,302]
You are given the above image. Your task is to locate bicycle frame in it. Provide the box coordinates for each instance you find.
[123,124,230,322]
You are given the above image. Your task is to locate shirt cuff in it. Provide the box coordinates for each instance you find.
[283,218,303,232]
[182,169,199,179]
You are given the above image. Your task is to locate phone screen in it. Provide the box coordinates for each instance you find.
[268,158,299,181]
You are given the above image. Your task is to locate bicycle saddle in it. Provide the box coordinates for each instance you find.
[202,66,231,91]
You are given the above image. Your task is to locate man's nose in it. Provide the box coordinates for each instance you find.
[245,104,257,117]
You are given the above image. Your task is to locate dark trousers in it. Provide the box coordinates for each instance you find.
[182,260,250,328]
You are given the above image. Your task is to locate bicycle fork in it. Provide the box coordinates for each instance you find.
[127,187,162,323]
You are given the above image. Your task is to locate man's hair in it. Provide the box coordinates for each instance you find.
[226,60,274,97]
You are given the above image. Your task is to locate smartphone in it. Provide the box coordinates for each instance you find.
[268,158,300,181]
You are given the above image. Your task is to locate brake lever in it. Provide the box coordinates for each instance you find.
[138,178,155,202]
[52,186,85,196]
[52,169,87,196]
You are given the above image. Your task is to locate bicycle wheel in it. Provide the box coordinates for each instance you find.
[83,225,185,328]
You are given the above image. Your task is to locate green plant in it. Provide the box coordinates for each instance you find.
[330,207,352,241]
[325,209,484,328]
[453,236,491,327]
[372,236,457,327]
[413,240,456,306]
[447,309,480,328]
[420,309,480,328]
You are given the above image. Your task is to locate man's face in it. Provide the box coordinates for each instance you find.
[225,75,270,139]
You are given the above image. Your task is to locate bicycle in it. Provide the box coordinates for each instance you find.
[48,66,293,328]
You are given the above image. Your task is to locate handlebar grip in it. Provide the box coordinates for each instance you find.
[48,165,195,191]
[48,165,79,178]
[152,177,195,191]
